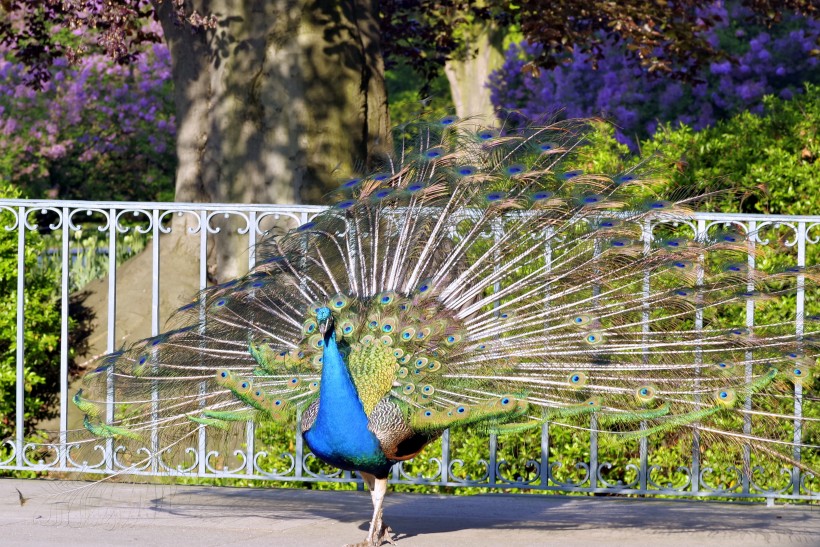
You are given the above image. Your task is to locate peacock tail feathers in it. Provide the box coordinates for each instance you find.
[74,116,820,473]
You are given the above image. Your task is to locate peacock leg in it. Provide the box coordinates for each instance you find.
[347,472,395,547]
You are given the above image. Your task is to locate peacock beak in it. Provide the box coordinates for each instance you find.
[318,316,330,335]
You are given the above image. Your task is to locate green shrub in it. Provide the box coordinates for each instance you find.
[0,182,64,441]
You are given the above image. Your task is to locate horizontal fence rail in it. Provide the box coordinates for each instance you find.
[2,198,820,500]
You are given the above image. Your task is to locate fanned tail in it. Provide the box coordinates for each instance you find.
[71,116,819,475]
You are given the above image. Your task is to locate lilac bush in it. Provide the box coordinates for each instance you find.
[0,24,175,201]
[490,3,820,149]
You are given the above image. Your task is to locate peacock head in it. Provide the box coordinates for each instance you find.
[316,306,334,337]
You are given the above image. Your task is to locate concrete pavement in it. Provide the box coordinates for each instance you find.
[2,478,819,546]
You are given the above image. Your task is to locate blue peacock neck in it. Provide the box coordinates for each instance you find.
[303,309,391,475]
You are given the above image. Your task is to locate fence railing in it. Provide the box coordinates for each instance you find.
[2,198,819,500]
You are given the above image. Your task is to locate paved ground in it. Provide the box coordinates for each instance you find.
[2,478,819,546]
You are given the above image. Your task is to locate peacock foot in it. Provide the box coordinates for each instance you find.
[345,524,396,547]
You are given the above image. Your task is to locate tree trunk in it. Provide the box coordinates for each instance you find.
[154,0,389,280]
[444,20,504,123]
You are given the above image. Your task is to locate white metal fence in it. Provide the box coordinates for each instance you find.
[2,198,819,500]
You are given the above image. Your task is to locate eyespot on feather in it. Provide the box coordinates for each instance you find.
[381,316,398,333]
[308,334,324,350]
[236,378,253,394]
[215,369,233,386]
[584,332,604,345]
[423,146,445,160]
[484,191,507,203]
[455,165,477,177]
[448,405,471,418]
[302,319,318,336]
[571,315,593,327]
[329,294,349,311]
[568,371,588,387]
[635,385,657,405]
[722,262,749,273]
[504,164,526,176]
[715,388,737,407]
[340,320,356,337]
[530,190,555,202]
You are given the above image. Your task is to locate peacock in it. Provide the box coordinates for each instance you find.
[72,116,819,546]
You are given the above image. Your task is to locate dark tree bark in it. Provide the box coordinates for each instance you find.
[153,0,390,279]
[156,0,388,207]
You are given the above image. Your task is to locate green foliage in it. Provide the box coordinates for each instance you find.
[386,62,454,126]
[642,83,820,216]
[38,229,149,293]
[0,45,176,202]
[0,182,63,441]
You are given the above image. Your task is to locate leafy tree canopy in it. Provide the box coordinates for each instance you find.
[4,1,816,92]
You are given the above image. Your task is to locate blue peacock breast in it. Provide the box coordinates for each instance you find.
[303,324,393,476]
[303,418,392,475]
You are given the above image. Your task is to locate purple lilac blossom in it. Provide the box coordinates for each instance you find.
[489,3,820,149]
[0,35,175,199]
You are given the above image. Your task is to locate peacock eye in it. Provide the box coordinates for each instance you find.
[504,164,524,176]
[424,147,445,159]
